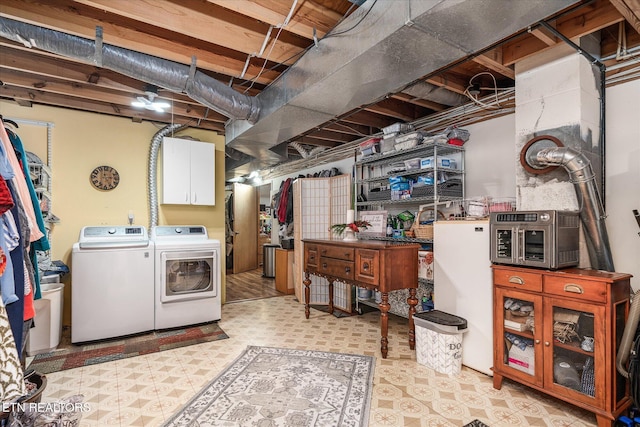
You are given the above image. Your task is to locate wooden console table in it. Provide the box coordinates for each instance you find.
[302,238,420,358]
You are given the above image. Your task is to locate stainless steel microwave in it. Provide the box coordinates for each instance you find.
[490,210,580,270]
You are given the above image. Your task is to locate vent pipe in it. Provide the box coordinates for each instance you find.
[148,123,188,229]
[521,136,615,272]
[0,17,260,123]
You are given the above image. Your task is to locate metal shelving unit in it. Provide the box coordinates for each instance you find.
[354,141,465,219]
[353,140,465,316]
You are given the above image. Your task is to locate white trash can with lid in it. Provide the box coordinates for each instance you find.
[414,310,467,375]
[27,281,65,356]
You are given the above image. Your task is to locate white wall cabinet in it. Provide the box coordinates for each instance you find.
[162,137,215,205]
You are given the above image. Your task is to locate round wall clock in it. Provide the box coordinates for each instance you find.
[90,165,120,191]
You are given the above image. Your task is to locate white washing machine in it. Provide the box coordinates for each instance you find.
[71,226,155,343]
[151,225,221,329]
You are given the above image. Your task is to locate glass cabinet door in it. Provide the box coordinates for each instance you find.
[544,298,605,408]
[494,287,543,386]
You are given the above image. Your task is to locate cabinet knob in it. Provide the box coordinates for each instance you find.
[345,267,351,273]
[544,341,550,347]
[363,262,369,271]
[508,276,525,285]
[535,339,540,344]
[322,263,327,269]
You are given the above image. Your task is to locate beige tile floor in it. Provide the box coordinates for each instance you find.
[40,295,599,426]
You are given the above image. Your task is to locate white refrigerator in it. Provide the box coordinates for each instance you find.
[434,220,493,376]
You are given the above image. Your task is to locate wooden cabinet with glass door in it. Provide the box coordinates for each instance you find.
[492,265,632,427]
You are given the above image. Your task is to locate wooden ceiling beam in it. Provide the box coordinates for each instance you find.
[323,121,372,136]
[72,0,309,65]
[609,0,640,33]
[472,50,515,80]
[0,85,225,132]
[339,110,397,130]
[364,98,428,122]
[0,59,228,118]
[528,24,558,46]
[0,73,227,124]
[425,75,468,95]
[0,0,279,84]
[391,93,447,112]
[207,0,343,39]
[502,0,625,65]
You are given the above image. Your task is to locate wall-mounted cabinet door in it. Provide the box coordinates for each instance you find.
[189,140,215,205]
[162,137,215,205]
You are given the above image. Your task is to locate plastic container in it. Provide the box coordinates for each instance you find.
[403,157,421,170]
[357,288,372,299]
[414,310,467,375]
[27,283,65,356]
[382,122,413,135]
[359,138,381,156]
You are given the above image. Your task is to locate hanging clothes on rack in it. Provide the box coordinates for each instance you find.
[0,122,49,359]
[6,128,50,300]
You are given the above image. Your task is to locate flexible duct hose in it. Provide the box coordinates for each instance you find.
[0,17,260,123]
[289,141,326,159]
[148,124,188,229]
[617,290,640,378]
[531,146,615,272]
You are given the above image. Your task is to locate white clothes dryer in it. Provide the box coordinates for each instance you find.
[71,226,155,343]
[151,226,221,329]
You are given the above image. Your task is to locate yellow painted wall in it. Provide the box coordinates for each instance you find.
[0,100,227,325]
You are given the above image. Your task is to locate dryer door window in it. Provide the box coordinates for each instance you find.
[161,250,217,302]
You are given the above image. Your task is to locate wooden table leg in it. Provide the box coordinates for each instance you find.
[379,292,390,358]
[328,279,334,315]
[493,372,503,389]
[407,287,418,350]
[304,271,311,319]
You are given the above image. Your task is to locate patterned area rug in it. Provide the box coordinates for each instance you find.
[27,322,228,374]
[163,346,375,427]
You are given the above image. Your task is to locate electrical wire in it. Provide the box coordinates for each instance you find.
[463,72,504,110]
[242,0,299,94]
[236,0,365,91]
[323,0,377,39]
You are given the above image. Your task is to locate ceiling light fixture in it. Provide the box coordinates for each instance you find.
[131,84,170,113]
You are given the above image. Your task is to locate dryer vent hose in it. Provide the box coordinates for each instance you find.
[148,123,188,229]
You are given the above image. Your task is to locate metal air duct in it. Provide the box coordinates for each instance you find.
[521,136,615,272]
[225,0,580,178]
[0,17,260,123]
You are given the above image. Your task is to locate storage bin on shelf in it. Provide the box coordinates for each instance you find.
[403,157,421,171]
[415,310,468,375]
[394,131,424,151]
[444,126,470,146]
[359,137,381,156]
[382,122,413,135]
[420,156,458,170]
